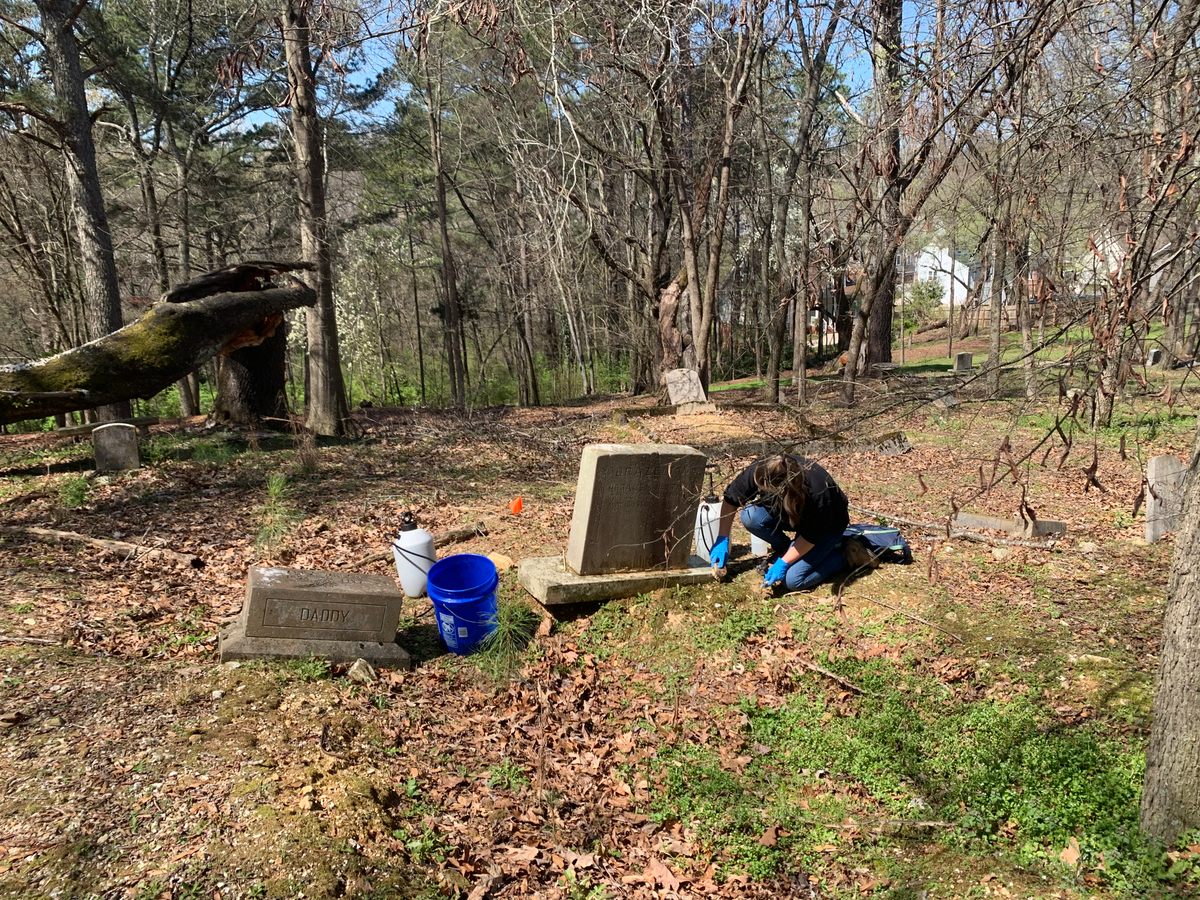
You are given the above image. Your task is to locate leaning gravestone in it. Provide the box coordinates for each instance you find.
[519,443,714,604]
[566,443,706,574]
[220,566,412,667]
[1146,347,1164,367]
[954,352,973,372]
[93,423,140,473]
[1145,455,1188,543]
[664,368,707,406]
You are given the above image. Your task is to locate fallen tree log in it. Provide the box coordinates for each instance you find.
[0,281,315,425]
[0,525,204,568]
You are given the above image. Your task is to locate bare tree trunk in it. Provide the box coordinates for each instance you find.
[212,322,289,427]
[282,0,350,434]
[865,0,902,368]
[422,49,467,407]
[1141,428,1200,843]
[35,0,129,422]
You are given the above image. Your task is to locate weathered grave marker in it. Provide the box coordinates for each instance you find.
[1145,455,1188,543]
[1146,347,1164,366]
[664,368,707,405]
[954,352,973,372]
[952,511,1067,539]
[870,431,912,456]
[565,443,706,574]
[220,566,412,666]
[520,443,712,605]
[92,423,140,473]
[932,392,960,411]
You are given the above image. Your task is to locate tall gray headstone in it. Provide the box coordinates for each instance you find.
[954,352,973,372]
[565,443,706,575]
[92,423,140,473]
[664,368,707,405]
[1146,455,1189,543]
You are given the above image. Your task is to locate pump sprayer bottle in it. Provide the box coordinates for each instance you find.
[693,475,723,565]
[392,511,435,598]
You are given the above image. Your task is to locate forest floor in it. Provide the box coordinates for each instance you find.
[1,345,1199,899]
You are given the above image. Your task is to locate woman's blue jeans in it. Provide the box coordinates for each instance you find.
[740,504,846,591]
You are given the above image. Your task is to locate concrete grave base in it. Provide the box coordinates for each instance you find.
[675,401,717,416]
[219,622,413,668]
[519,555,715,606]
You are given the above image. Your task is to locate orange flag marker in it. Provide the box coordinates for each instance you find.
[509,496,524,515]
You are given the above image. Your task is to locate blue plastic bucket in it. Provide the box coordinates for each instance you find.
[427,553,499,655]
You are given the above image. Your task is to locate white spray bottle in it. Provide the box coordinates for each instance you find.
[693,475,723,565]
[392,511,435,598]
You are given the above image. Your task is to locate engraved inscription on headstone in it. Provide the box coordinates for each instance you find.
[954,352,973,372]
[93,423,140,473]
[219,566,413,667]
[242,566,403,642]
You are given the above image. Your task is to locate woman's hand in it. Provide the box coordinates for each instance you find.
[709,536,730,569]
[763,557,789,587]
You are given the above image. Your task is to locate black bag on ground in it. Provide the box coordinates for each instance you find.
[842,524,913,568]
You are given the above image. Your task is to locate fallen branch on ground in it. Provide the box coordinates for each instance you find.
[0,634,58,645]
[350,521,489,569]
[860,594,962,642]
[0,525,203,568]
[795,658,871,695]
[851,505,1058,550]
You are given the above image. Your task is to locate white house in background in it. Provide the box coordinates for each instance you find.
[897,246,974,306]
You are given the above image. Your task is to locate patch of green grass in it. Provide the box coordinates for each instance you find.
[58,474,92,508]
[392,824,450,865]
[693,604,772,653]
[487,757,529,790]
[192,438,239,466]
[742,682,1174,893]
[285,656,331,682]
[473,591,540,679]
[560,869,609,900]
[650,744,790,879]
[143,433,188,464]
[578,601,638,659]
[256,472,301,549]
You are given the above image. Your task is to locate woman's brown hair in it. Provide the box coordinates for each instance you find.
[753,454,808,527]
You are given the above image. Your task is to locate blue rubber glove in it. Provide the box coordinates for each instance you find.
[763,557,790,587]
[709,536,730,569]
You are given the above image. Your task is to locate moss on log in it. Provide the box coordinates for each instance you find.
[0,284,314,425]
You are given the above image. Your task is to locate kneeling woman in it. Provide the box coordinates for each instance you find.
[707,454,849,591]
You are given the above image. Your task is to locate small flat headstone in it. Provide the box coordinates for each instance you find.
[932,393,960,411]
[93,423,140,473]
[1146,347,1164,366]
[953,512,1066,539]
[219,566,411,667]
[565,443,706,575]
[1145,455,1188,543]
[664,368,707,405]
[870,430,912,456]
[954,352,973,372]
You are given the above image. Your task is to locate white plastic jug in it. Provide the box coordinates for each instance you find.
[392,512,435,598]
[750,534,771,557]
[693,494,723,564]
